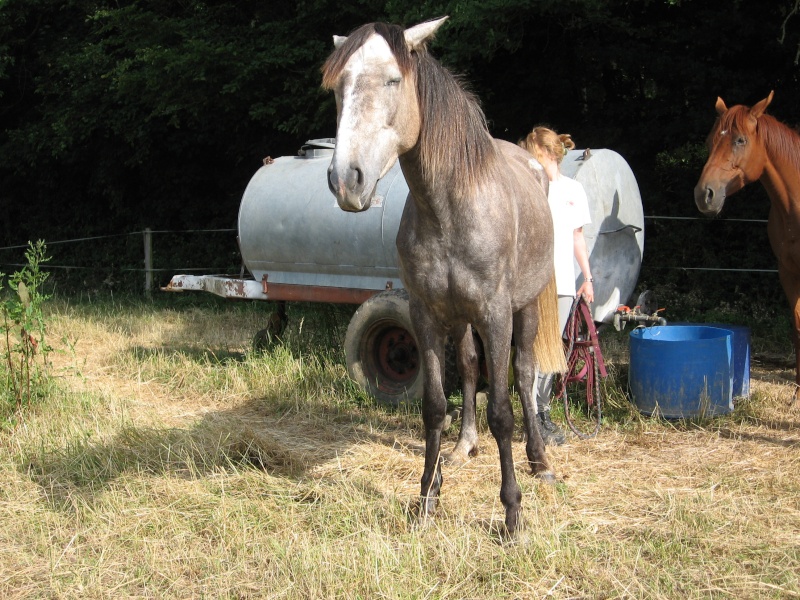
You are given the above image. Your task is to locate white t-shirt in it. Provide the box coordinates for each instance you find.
[547,175,591,296]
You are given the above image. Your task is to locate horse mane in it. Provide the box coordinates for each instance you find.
[758,113,800,174]
[415,51,496,192]
[321,22,496,195]
[719,105,800,175]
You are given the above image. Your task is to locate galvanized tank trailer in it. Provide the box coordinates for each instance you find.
[165,139,645,405]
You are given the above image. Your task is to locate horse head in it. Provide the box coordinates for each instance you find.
[694,91,774,215]
[321,17,447,212]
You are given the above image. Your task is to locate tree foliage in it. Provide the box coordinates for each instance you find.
[1,0,800,298]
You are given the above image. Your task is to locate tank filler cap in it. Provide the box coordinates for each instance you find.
[299,138,336,158]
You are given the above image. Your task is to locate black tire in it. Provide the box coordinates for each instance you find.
[344,290,460,407]
[345,290,422,406]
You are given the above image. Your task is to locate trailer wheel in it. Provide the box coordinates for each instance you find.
[345,290,462,406]
[345,290,422,406]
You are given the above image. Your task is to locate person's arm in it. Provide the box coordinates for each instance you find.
[573,227,594,302]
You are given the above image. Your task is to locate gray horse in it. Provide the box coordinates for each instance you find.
[322,17,566,535]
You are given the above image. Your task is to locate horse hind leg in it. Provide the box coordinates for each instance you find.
[513,306,555,483]
[444,324,480,465]
[792,307,800,409]
[791,309,800,409]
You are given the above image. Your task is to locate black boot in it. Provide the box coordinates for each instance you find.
[538,411,566,446]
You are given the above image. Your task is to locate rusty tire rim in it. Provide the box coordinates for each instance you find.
[363,323,420,395]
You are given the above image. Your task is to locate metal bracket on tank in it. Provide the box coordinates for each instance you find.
[298,138,336,159]
[598,224,643,235]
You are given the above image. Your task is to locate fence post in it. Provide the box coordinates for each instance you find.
[144,228,152,297]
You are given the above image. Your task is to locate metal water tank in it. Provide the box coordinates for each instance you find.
[237,141,645,323]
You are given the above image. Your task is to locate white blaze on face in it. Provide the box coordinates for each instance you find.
[333,33,405,188]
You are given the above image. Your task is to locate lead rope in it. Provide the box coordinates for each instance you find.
[558,296,608,438]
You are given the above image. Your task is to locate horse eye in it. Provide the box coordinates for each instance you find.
[735,136,746,146]
[385,78,401,87]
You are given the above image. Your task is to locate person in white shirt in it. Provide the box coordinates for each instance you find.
[519,126,594,445]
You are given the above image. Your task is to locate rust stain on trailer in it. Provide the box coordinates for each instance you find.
[261,274,378,304]
[226,279,248,298]
[163,279,185,291]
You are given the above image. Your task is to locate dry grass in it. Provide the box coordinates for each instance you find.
[1,298,798,599]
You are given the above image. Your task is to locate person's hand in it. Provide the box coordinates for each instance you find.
[578,280,594,303]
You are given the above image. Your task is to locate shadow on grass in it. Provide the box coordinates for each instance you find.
[715,427,800,448]
[125,344,248,365]
[20,393,427,512]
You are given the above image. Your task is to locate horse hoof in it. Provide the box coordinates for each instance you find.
[505,517,520,538]
[535,471,557,485]
[413,512,433,530]
[443,440,478,466]
[442,451,464,466]
[442,448,474,466]
[413,496,438,528]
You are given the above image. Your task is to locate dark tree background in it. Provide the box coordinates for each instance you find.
[1,0,800,316]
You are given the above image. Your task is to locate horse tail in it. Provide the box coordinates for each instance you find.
[534,271,568,375]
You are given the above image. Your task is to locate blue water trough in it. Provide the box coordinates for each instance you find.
[629,325,736,418]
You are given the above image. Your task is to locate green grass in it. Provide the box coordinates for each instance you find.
[1,294,798,599]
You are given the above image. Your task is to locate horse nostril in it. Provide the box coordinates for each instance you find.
[705,188,714,206]
[345,166,363,193]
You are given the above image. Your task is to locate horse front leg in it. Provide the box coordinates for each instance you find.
[479,313,523,536]
[445,324,480,465]
[791,300,800,409]
[777,266,800,408]
[513,306,555,483]
[409,299,448,520]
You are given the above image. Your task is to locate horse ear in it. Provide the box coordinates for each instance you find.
[333,35,347,49]
[715,97,728,115]
[750,90,774,120]
[404,16,449,50]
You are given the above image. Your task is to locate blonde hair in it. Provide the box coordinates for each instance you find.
[518,126,575,165]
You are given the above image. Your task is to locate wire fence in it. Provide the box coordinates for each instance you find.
[0,216,781,299]
[0,227,241,296]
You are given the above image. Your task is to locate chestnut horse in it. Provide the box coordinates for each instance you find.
[695,90,800,408]
[322,17,566,535]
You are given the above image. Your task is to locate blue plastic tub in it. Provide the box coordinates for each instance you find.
[629,325,734,418]
[668,322,751,398]
[704,323,750,398]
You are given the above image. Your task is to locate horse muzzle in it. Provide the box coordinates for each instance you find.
[694,183,725,216]
[328,163,374,212]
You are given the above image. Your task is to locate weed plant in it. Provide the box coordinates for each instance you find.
[0,241,54,426]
